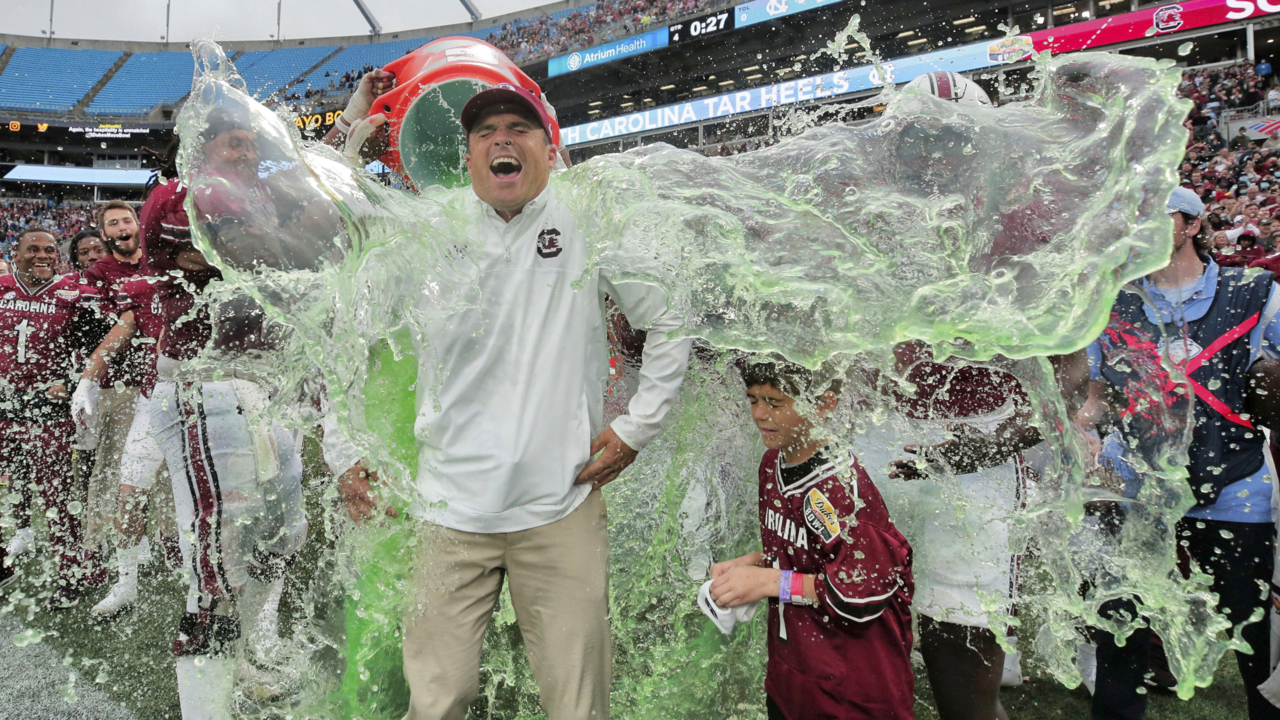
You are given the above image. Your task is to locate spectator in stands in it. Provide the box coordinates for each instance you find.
[1259,57,1273,80]
[1258,218,1276,251]
[1232,127,1252,151]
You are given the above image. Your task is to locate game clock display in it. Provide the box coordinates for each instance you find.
[668,10,734,44]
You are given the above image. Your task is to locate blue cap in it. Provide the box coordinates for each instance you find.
[1167,186,1205,217]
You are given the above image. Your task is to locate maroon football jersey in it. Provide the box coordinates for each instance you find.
[83,254,153,389]
[0,273,104,421]
[140,179,219,362]
[759,449,915,720]
[111,275,164,396]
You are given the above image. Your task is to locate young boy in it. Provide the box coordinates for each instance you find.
[710,360,915,720]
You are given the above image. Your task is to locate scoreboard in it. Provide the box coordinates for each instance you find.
[667,10,734,45]
[548,0,844,77]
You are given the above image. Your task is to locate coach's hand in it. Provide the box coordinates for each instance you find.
[575,426,637,490]
[338,461,399,524]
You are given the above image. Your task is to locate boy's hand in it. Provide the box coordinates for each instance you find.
[710,551,763,580]
[709,566,780,608]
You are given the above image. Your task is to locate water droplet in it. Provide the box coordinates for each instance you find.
[12,628,44,647]
[1220,529,1234,539]
[100,142,107,149]
[1178,42,1194,56]
[45,507,59,519]
[1144,26,1157,37]
[66,501,82,516]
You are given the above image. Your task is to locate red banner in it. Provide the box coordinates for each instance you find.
[1021,0,1280,56]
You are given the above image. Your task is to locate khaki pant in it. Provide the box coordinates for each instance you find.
[403,490,611,720]
[83,385,140,548]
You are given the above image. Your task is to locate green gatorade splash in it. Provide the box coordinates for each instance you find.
[166,35,1238,717]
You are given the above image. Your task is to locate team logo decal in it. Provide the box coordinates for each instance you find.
[1159,336,1203,367]
[987,36,1034,64]
[54,289,80,300]
[803,488,841,544]
[537,228,564,259]
[1153,5,1184,33]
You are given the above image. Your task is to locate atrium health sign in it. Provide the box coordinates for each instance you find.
[548,28,669,77]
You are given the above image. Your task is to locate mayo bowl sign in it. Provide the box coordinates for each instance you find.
[549,28,669,77]
[561,41,997,146]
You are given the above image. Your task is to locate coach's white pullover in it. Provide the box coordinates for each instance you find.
[326,184,692,534]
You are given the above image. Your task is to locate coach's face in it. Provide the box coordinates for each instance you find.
[15,232,59,284]
[465,110,557,219]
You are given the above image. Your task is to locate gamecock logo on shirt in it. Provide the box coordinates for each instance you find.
[1153,5,1184,33]
[537,228,563,259]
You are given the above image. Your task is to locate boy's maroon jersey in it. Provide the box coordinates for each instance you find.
[759,449,915,720]
[0,273,104,422]
[140,179,219,361]
[83,254,153,389]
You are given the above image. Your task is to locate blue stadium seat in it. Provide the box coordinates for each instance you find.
[87,51,195,116]
[232,50,271,71]
[293,36,435,94]
[0,47,123,113]
[235,45,338,98]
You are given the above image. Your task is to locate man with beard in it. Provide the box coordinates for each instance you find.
[71,199,176,616]
[0,228,108,604]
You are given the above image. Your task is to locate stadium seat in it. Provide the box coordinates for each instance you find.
[0,46,123,113]
[292,36,436,95]
[87,52,195,116]
[234,45,339,99]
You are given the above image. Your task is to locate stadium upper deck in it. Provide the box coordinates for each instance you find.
[0,0,720,117]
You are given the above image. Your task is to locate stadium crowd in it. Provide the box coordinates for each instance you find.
[0,199,93,250]
[1181,59,1278,142]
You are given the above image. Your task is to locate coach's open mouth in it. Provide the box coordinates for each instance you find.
[490,155,523,180]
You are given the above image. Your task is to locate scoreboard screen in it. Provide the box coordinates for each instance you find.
[668,10,734,44]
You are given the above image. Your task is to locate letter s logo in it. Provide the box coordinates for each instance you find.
[1227,0,1256,19]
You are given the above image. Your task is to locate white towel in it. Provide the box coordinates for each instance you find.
[697,579,761,635]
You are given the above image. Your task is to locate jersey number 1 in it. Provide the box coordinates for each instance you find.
[14,318,32,364]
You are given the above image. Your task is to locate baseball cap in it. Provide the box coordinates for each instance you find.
[1168,186,1206,216]
[459,84,557,145]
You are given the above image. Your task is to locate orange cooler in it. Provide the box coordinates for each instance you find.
[374,37,554,189]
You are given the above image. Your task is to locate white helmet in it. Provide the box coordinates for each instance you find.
[905,71,992,106]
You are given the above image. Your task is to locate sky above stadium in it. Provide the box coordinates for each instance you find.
[1,0,562,43]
